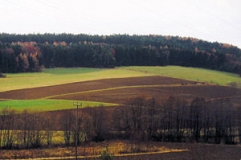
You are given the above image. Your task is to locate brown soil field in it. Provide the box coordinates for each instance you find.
[52,84,241,105]
[0,76,196,100]
[1,76,241,106]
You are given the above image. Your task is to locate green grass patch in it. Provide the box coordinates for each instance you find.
[120,66,241,86]
[43,67,100,75]
[0,99,117,112]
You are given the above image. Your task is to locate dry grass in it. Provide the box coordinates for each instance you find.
[0,140,187,159]
[0,140,240,160]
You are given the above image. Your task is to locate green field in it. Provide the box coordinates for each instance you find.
[0,99,117,112]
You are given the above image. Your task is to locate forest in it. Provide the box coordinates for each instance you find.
[0,33,241,74]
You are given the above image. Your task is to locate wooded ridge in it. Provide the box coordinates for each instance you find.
[0,33,240,74]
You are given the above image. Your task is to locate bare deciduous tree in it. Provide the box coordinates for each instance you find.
[60,110,75,146]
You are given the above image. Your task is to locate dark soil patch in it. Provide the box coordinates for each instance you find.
[0,76,194,100]
[53,85,241,105]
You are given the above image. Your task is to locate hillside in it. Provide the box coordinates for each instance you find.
[0,67,241,151]
[1,66,241,111]
[0,66,240,93]
[0,33,241,74]
[0,66,241,158]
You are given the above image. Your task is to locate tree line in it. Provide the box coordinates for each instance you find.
[0,96,241,149]
[0,107,105,149]
[113,96,241,144]
[0,33,241,75]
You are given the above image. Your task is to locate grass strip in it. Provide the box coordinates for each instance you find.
[0,99,117,112]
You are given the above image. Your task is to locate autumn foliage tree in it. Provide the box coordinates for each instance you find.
[0,42,43,73]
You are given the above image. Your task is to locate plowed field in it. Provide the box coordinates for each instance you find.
[53,85,241,105]
[1,76,241,105]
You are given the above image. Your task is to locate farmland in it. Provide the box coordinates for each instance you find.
[1,66,241,111]
[0,66,241,159]
[1,66,241,93]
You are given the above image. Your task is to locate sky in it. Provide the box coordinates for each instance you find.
[0,0,241,48]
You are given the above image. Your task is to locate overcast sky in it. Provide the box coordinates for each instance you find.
[0,0,241,48]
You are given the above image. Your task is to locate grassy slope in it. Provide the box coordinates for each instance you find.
[121,66,241,86]
[0,68,151,92]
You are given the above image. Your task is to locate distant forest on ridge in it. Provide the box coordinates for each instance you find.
[0,33,241,75]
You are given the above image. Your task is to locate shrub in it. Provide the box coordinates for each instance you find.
[99,147,114,160]
[0,72,6,78]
